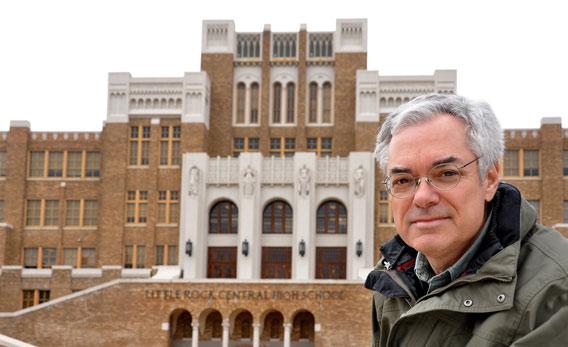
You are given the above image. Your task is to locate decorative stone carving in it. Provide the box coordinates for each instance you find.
[353,165,366,197]
[297,165,311,197]
[188,166,200,196]
[242,165,256,197]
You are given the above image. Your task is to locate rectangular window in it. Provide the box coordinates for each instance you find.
[67,151,83,177]
[157,191,179,224]
[43,200,59,226]
[563,201,568,223]
[124,245,145,269]
[25,200,41,226]
[160,126,181,166]
[307,137,332,158]
[129,126,151,166]
[66,200,97,227]
[523,150,539,176]
[155,245,178,266]
[83,200,98,226]
[207,247,237,278]
[168,245,178,265]
[65,200,81,226]
[0,200,4,223]
[81,248,96,268]
[503,149,539,177]
[22,289,50,308]
[23,248,38,268]
[124,245,134,268]
[0,151,6,176]
[564,150,568,176]
[29,151,45,177]
[155,245,165,266]
[316,247,346,279]
[47,151,64,177]
[261,247,292,279]
[126,191,148,224]
[379,187,392,224]
[269,137,295,158]
[232,137,259,157]
[85,152,101,177]
[41,248,57,268]
[63,248,77,267]
[503,150,519,177]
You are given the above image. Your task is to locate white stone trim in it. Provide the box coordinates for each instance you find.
[21,269,52,278]
[0,333,37,347]
[72,268,103,278]
[121,268,152,278]
[9,121,31,128]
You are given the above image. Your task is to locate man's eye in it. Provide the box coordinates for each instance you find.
[439,169,458,177]
[392,177,411,186]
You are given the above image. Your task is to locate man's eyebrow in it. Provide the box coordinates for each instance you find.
[389,156,460,175]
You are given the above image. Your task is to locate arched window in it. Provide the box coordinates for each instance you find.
[170,309,192,340]
[308,82,318,123]
[250,83,259,124]
[233,311,253,340]
[236,83,246,124]
[263,200,292,234]
[317,200,347,234]
[273,82,282,123]
[286,82,295,123]
[262,312,284,340]
[209,201,238,234]
[292,311,315,341]
[322,82,332,123]
[205,311,223,339]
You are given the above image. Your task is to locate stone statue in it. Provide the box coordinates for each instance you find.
[297,165,311,197]
[242,165,256,197]
[353,165,366,197]
[188,166,200,196]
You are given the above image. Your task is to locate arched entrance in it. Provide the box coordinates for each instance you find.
[231,309,253,346]
[201,309,223,346]
[169,309,192,347]
[261,311,284,347]
[292,310,315,347]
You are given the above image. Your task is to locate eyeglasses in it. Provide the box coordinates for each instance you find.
[383,157,481,199]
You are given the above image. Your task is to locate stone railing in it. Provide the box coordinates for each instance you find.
[207,156,240,185]
[262,157,294,185]
[316,156,349,185]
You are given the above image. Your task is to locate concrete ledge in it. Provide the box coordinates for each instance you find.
[1,266,23,271]
[121,268,152,278]
[21,269,52,278]
[101,265,123,270]
[541,117,562,125]
[0,333,36,347]
[9,120,31,128]
[72,268,103,278]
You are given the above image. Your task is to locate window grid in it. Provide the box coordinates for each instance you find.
[28,150,100,178]
[502,149,540,177]
[563,201,568,223]
[269,137,295,158]
[232,137,260,157]
[160,126,181,166]
[0,151,6,176]
[261,247,292,279]
[65,199,98,227]
[317,201,347,234]
[126,191,148,224]
[26,199,59,227]
[22,289,50,309]
[379,187,393,224]
[124,244,145,269]
[307,137,332,158]
[22,247,57,269]
[0,200,4,223]
[263,201,293,234]
[209,201,238,234]
[155,244,178,266]
[316,247,346,279]
[207,247,237,278]
[307,82,333,125]
[158,191,179,224]
[129,125,151,166]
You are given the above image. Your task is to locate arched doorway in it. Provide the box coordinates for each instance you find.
[292,310,315,346]
[231,310,253,346]
[169,309,192,347]
[261,311,284,346]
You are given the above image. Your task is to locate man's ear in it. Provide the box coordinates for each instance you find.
[484,162,500,202]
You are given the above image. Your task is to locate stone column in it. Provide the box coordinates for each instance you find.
[252,323,261,347]
[283,323,292,347]
[222,319,230,347]
[191,321,199,347]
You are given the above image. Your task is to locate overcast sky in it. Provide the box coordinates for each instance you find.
[1,0,566,131]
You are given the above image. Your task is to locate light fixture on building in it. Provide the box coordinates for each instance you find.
[356,240,363,257]
[242,239,249,257]
[185,240,193,257]
[299,239,306,257]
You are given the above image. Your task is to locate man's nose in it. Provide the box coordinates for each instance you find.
[412,178,440,208]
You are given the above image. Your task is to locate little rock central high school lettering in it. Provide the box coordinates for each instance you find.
[145,289,345,301]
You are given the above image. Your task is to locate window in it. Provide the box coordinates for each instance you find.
[236,33,261,59]
[307,137,332,157]
[232,137,259,157]
[261,247,292,279]
[23,247,56,269]
[272,33,297,58]
[22,289,50,308]
[503,149,539,177]
[158,191,179,224]
[0,151,6,176]
[124,245,145,269]
[564,150,568,176]
[317,200,347,234]
[316,247,346,279]
[0,200,4,223]
[269,137,295,158]
[126,191,148,224]
[286,82,295,123]
[65,199,97,227]
[209,201,238,234]
[263,201,293,234]
[129,126,151,166]
[207,247,237,278]
[155,244,178,265]
[523,150,539,176]
[235,82,260,125]
[379,186,392,224]
[26,200,59,227]
[564,201,568,223]
[307,82,333,124]
[28,150,100,178]
[308,33,333,58]
[63,247,96,268]
[160,126,181,166]
[273,82,282,123]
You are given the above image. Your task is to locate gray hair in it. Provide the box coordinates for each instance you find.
[375,93,503,180]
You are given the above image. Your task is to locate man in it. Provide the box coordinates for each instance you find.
[365,94,568,346]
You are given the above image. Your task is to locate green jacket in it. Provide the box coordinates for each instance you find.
[365,183,568,346]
